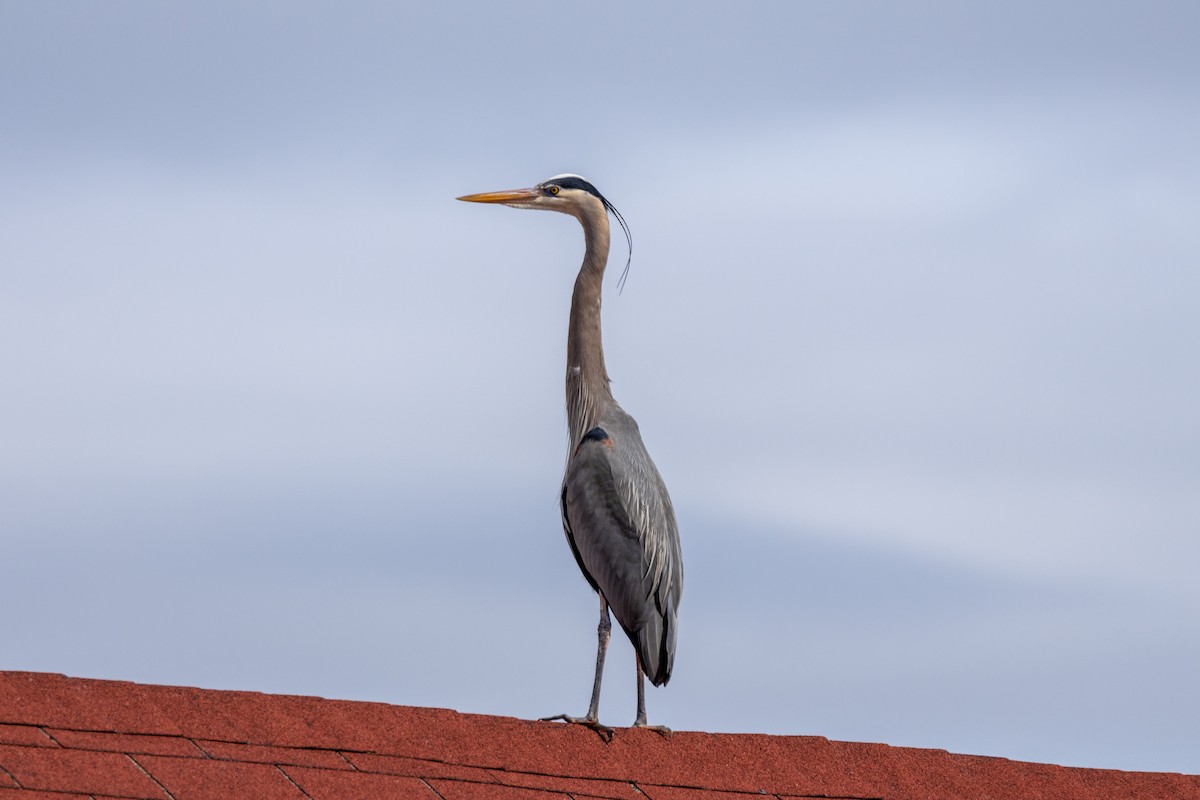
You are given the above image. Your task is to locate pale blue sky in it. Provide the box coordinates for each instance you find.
[2,2,1198,774]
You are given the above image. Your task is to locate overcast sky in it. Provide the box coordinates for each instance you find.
[2,1,1198,775]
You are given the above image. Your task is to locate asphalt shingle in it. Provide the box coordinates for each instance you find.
[0,671,1196,800]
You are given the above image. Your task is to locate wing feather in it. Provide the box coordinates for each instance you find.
[560,411,682,685]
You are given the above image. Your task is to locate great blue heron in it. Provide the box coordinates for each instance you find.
[458,174,683,737]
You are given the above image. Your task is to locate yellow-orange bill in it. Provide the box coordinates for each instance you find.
[456,188,539,203]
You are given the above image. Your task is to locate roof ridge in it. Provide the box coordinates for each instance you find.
[1,671,1197,800]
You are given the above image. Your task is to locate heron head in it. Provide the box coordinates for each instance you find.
[457,174,608,217]
[458,173,634,289]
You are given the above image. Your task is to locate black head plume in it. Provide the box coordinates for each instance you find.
[546,174,633,293]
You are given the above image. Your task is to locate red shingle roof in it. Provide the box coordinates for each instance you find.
[1,671,1195,799]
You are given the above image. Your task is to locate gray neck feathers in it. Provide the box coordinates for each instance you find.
[565,200,616,449]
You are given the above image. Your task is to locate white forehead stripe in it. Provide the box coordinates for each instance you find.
[545,173,589,183]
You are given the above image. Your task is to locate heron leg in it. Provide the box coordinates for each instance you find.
[540,595,614,741]
[585,596,612,718]
[632,653,672,736]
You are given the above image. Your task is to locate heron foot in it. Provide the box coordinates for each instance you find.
[632,720,673,737]
[539,713,615,742]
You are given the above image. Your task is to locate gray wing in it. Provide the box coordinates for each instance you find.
[560,410,683,686]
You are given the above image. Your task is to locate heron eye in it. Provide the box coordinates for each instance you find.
[547,185,560,196]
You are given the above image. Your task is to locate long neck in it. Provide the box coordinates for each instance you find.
[566,205,615,448]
